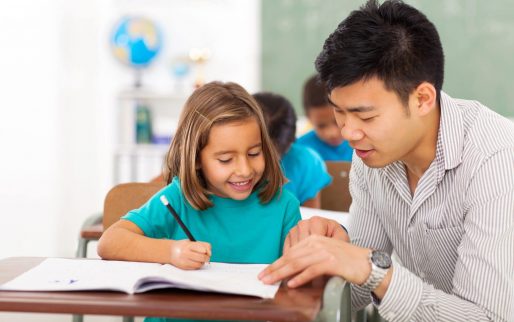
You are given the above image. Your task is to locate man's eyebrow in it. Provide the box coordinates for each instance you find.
[328,95,375,112]
[347,106,375,113]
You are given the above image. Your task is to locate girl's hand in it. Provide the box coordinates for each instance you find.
[170,240,212,270]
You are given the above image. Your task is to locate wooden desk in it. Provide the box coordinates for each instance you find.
[0,257,351,322]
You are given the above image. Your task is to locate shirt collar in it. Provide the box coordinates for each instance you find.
[439,91,464,170]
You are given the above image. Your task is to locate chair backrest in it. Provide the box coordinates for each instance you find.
[103,182,165,230]
[320,161,352,212]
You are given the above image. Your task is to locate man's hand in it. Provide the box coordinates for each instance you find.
[259,235,370,288]
[283,216,349,253]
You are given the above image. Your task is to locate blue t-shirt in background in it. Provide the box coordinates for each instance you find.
[281,143,332,204]
[296,130,353,161]
[122,177,301,264]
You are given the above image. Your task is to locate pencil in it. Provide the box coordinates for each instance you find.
[159,195,196,242]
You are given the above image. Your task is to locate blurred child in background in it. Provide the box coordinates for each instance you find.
[253,92,331,208]
[297,74,353,161]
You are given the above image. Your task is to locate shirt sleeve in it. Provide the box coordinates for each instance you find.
[377,148,514,322]
[122,182,182,239]
[296,147,332,203]
[348,157,393,311]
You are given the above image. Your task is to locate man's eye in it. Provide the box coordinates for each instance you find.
[362,116,376,121]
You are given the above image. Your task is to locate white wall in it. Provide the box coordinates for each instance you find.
[0,0,260,260]
[0,1,61,257]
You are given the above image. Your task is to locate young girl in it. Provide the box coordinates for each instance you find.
[97,82,301,271]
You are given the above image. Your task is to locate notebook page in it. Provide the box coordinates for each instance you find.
[143,262,279,298]
[0,258,161,293]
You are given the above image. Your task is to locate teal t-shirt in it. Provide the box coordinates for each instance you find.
[122,177,301,264]
[281,143,332,204]
[296,130,353,161]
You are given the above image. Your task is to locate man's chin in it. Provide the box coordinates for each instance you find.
[361,157,394,169]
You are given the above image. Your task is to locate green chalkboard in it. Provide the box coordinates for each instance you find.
[262,0,514,117]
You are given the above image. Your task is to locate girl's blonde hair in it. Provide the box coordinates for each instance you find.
[165,81,285,210]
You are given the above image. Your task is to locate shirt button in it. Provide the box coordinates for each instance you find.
[419,272,426,279]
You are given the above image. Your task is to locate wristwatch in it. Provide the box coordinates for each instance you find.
[360,250,392,291]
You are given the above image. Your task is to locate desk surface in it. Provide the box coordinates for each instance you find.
[0,257,326,321]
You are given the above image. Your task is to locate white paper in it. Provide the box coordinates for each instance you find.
[0,258,279,299]
[300,207,350,227]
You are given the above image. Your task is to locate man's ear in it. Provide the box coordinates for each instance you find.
[414,82,437,116]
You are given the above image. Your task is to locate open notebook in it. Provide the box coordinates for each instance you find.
[0,258,279,299]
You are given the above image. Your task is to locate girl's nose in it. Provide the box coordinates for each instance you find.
[235,158,252,177]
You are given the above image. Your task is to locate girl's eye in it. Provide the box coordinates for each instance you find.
[248,151,261,157]
[218,159,231,164]
[362,116,376,122]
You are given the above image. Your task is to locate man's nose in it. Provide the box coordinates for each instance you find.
[340,122,364,141]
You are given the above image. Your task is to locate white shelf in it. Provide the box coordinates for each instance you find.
[115,144,170,157]
[114,89,187,183]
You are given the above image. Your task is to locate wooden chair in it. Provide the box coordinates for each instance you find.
[320,161,352,212]
[75,182,165,258]
[102,182,164,230]
[73,182,164,322]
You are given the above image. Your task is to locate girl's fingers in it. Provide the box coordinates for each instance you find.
[190,242,212,257]
[186,249,211,264]
[181,258,205,270]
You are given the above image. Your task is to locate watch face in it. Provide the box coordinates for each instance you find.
[371,250,392,269]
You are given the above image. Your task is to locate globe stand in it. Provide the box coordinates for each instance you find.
[133,69,143,88]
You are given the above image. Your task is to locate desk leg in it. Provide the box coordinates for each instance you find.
[72,315,83,322]
[314,277,351,322]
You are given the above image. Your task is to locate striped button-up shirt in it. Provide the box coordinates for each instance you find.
[348,92,514,321]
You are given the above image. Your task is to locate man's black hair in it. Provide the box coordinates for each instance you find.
[315,0,444,106]
[253,92,297,156]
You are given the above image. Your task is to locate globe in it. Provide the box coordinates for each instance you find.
[110,16,163,68]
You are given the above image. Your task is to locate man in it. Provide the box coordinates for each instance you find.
[259,1,514,321]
